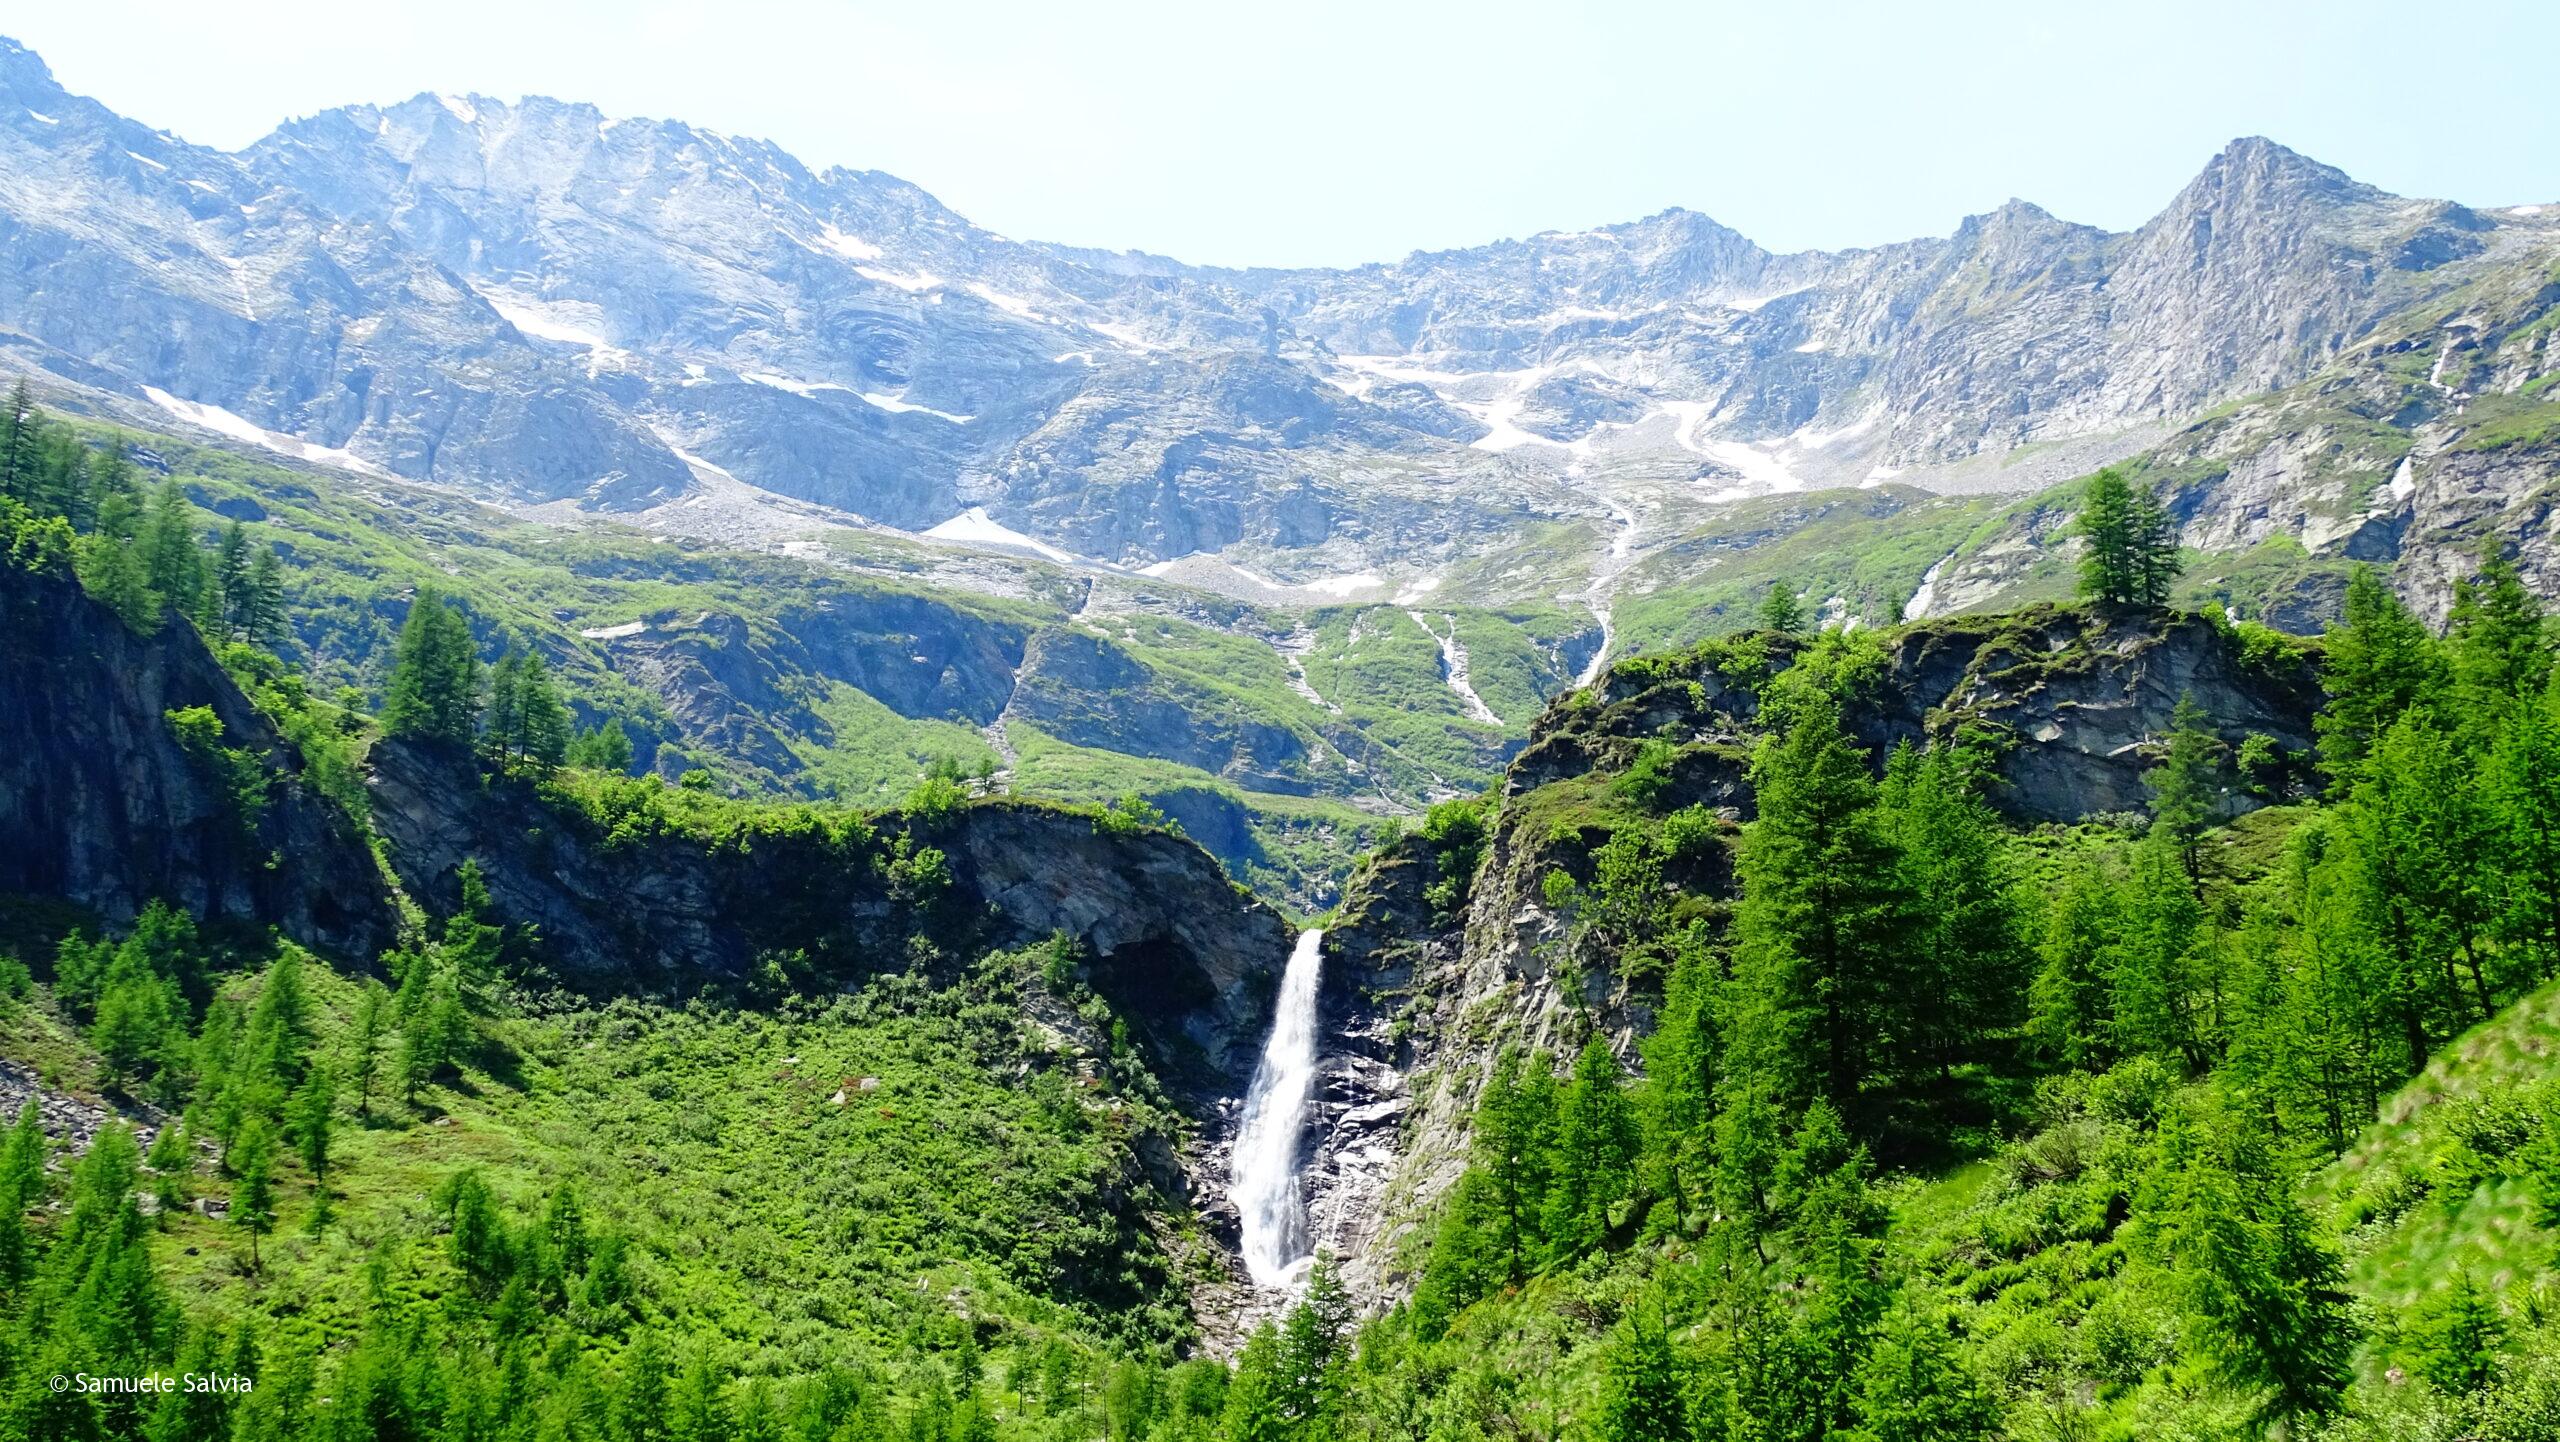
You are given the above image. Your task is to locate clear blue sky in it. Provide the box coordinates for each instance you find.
[12,1,2557,267]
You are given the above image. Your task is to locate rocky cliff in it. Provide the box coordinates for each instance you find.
[1300,605,2326,1305]
[367,737,1293,1086]
[0,563,397,955]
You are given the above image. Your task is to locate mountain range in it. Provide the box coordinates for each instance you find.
[3,34,2552,602]
[3,33,2556,908]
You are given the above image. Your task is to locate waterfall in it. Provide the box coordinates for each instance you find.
[1230,927,1325,1287]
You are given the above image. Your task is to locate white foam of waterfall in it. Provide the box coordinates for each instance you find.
[1230,927,1325,1287]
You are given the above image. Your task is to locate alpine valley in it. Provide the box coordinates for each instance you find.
[5,26,2560,1442]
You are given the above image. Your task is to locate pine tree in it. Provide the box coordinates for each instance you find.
[569,718,636,774]
[0,378,34,503]
[1728,694,1913,1113]
[2076,467,2180,607]
[1469,1049,1556,1283]
[518,651,571,770]
[613,1330,674,1442]
[144,1120,190,1221]
[138,479,207,622]
[2133,1103,2357,1420]
[2490,674,2560,984]
[1543,1034,1642,1259]
[2031,861,2120,1069]
[74,529,163,632]
[1878,743,2025,1078]
[381,586,482,746]
[1639,935,1723,1231]
[230,1117,277,1273]
[287,1064,335,1209]
[0,1098,45,1292]
[1222,1321,1288,1442]
[2108,834,2207,1070]
[348,981,389,1119]
[2317,567,2445,790]
[212,521,253,636]
[242,546,287,646]
[2148,694,2226,886]
[1758,581,1805,633]
[2407,1269,2505,1394]
[1598,1311,1690,1442]
[1846,1302,1998,1442]
[2446,535,2552,716]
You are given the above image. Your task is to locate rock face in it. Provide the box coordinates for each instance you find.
[365,739,1292,1083]
[1305,605,2328,1307]
[0,563,395,956]
[1518,605,2320,825]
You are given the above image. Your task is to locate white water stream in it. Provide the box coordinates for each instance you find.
[1230,927,1326,1287]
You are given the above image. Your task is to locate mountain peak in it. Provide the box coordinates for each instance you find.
[2189,134,2380,206]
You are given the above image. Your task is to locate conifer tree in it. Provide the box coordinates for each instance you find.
[1728,693,1913,1113]
[1758,580,1805,633]
[2148,694,2226,887]
[0,1099,45,1292]
[230,1117,277,1273]
[1639,935,1723,1230]
[2446,535,2552,716]
[348,981,389,1119]
[212,520,253,636]
[144,1120,190,1221]
[2407,1269,2505,1394]
[1544,1034,1642,1258]
[2317,567,2446,790]
[1847,1302,1998,1442]
[138,479,208,622]
[569,717,637,774]
[2490,675,2560,983]
[0,379,42,507]
[242,545,287,646]
[2031,861,2121,1070]
[381,586,482,746]
[2076,467,2179,607]
[74,527,162,632]
[1879,743,2025,1078]
[2133,1103,2356,1421]
[1597,1310,1690,1442]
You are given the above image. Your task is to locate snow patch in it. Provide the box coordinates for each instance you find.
[814,224,882,261]
[580,620,648,640]
[123,149,168,172]
[25,110,56,125]
[744,371,856,398]
[1792,339,1827,354]
[924,507,1081,565]
[854,265,943,292]
[436,95,479,124]
[859,392,974,424]
[486,296,610,350]
[2511,205,2546,217]
[141,386,380,475]
[966,282,1048,321]
[2388,454,2416,502]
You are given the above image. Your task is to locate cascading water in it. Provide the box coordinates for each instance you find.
[1229,927,1326,1287]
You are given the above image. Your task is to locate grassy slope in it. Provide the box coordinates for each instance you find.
[2,934,1204,1401]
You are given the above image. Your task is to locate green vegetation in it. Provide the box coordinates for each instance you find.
[1301,547,2560,1440]
[2075,466,2181,607]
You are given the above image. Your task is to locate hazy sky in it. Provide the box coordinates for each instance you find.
[11,1,2556,268]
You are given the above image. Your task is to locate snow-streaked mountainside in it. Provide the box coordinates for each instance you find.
[1,34,2555,597]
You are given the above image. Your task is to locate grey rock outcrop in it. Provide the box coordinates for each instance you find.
[0,563,395,955]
